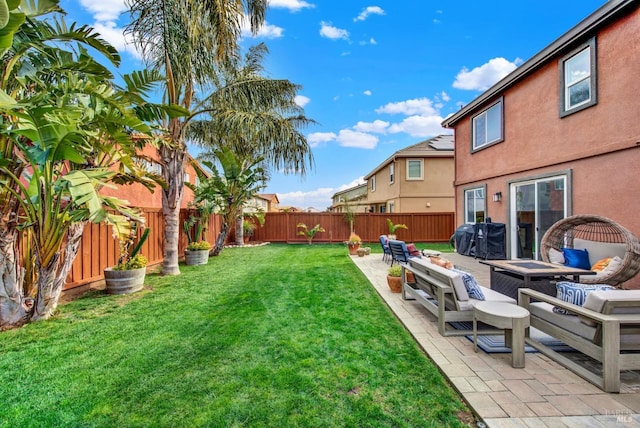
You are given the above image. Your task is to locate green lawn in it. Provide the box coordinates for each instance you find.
[0,244,472,427]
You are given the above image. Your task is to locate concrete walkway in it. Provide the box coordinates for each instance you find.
[350,252,640,427]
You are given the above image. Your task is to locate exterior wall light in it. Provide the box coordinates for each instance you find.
[492,192,502,202]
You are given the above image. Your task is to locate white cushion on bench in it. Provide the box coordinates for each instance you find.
[574,238,626,266]
[409,257,469,301]
[529,301,596,341]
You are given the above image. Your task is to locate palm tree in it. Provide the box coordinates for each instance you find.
[188,43,315,244]
[191,148,266,256]
[124,0,268,275]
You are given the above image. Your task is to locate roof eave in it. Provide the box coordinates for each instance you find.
[442,0,636,128]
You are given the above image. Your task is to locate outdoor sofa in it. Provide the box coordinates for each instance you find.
[519,288,640,392]
[402,257,515,336]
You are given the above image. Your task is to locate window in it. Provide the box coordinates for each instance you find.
[379,205,386,213]
[388,202,394,213]
[370,176,376,192]
[560,38,596,117]
[406,159,423,180]
[184,173,190,184]
[464,187,486,224]
[389,163,395,184]
[472,99,503,150]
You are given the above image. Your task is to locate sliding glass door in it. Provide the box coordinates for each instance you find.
[510,176,567,259]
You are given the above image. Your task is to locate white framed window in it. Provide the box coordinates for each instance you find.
[184,173,190,184]
[472,98,503,151]
[560,38,596,117]
[370,176,376,192]
[388,202,394,213]
[464,187,486,224]
[406,159,423,180]
[389,163,395,183]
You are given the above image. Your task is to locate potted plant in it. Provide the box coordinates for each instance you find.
[184,240,212,265]
[386,218,408,240]
[104,224,150,295]
[387,265,403,293]
[297,223,325,244]
[242,219,256,244]
[346,232,361,255]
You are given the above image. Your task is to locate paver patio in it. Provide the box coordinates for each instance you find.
[351,251,640,427]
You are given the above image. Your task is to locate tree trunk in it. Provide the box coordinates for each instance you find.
[30,252,59,322]
[30,222,85,322]
[0,227,29,330]
[235,215,243,246]
[160,144,185,275]
[212,223,230,256]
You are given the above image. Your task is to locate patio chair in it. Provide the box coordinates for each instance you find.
[379,235,392,264]
[388,240,421,266]
[540,215,640,287]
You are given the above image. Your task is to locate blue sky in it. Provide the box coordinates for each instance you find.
[63,0,606,210]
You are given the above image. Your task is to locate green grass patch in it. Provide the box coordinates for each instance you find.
[0,244,471,427]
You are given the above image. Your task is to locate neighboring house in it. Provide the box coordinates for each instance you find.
[442,1,640,267]
[363,134,454,213]
[246,193,280,213]
[99,144,205,209]
[330,183,369,213]
[278,205,301,212]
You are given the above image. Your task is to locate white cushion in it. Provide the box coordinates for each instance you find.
[410,258,469,301]
[548,248,565,264]
[580,289,640,326]
[574,238,626,266]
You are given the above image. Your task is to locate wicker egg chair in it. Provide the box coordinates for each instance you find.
[540,214,640,287]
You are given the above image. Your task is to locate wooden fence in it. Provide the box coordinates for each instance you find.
[252,212,454,244]
[65,210,454,291]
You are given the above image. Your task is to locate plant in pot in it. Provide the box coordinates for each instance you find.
[387,265,403,293]
[183,212,212,265]
[345,232,361,255]
[297,223,325,244]
[242,219,256,244]
[386,218,408,240]
[104,223,150,295]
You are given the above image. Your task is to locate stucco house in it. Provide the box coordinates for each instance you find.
[442,0,640,282]
[246,193,280,213]
[363,134,454,213]
[330,183,369,213]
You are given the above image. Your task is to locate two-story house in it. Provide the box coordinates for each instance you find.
[330,183,369,213]
[245,193,280,213]
[363,134,454,213]
[442,0,639,265]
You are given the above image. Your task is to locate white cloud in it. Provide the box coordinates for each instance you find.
[320,22,349,40]
[363,90,372,96]
[337,177,366,191]
[354,6,385,22]
[79,0,127,22]
[453,57,520,91]
[369,38,377,45]
[336,130,378,149]
[277,177,366,210]
[294,95,310,107]
[241,17,284,39]
[93,21,140,59]
[440,91,450,102]
[307,132,336,147]
[353,120,388,134]
[375,97,438,116]
[388,115,446,138]
[268,0,315,12]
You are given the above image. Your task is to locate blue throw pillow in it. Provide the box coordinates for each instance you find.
[562,248,591,270]
[553,281,615,315]
[450,268,485,300]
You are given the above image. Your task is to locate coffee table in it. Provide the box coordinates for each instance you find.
[479,260,596,300]
[473,301,530,368]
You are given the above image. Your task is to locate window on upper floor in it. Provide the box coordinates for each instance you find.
[184,173,190,184]
[559,38,597,117]
[389,163,395,184]
[370,176,376,192]
[472,98,503,151]
[406,159,423,180]
[464,187,486,224]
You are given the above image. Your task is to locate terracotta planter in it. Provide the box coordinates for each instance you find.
[405,271,415,283]
[104,267,146,295]
[357,248,366,257]
[348,243,360,255]
[387,275,402,293]
[185,249,209,265]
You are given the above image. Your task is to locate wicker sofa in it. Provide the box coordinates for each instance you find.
[519,288,640,392]
[402,258,515,336]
